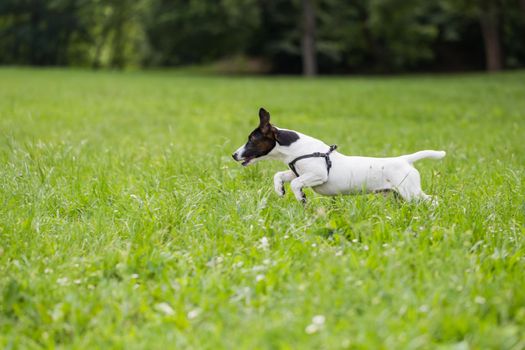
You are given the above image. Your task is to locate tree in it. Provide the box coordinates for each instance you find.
[1,0,524,72]
[143,0,259,66]
[301,0,317,76]
[479,0,503,71]
[441,0,504,71]
[89,0,148,69]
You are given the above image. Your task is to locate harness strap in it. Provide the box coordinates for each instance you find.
[288,145,337,177]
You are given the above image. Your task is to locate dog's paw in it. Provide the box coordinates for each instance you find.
[295,190,307,204]
[274,184,285,197]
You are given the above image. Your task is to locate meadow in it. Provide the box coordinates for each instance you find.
[0,68,524,349]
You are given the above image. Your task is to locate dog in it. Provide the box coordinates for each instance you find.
[232,108,445,203]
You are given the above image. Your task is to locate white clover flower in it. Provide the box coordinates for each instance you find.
[258,236,270,250]
[418,305,429,313]
[305,315,325,334]
[206,256,224,268]
[252,265,265,272]
[256,274,265,282]
[312,315,325,326]
[155,302,175,316]
[187,309,201,320]
[474,296,486,304]
[56,277,69,286]
[305,324,319,334]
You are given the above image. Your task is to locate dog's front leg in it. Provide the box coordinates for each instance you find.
[290,172,327,203]
[273,170,296,197]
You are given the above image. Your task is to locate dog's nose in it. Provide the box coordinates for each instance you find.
[232,153,238,160]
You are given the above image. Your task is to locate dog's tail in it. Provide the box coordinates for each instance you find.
[401,150,446,164]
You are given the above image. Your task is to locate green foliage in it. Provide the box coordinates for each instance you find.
[0,0,523,71]
[0,68,524,348]
[0,0,95,65]
[144,0,260,66]
[0,0,524,71]
[367,0,439,69]
[314,0,440,72]
[89,0,148,69]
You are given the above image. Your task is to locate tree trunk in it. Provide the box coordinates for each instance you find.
[479,5,502,71]
[30,9,39,65]
[92,23,110,69]
[111,18,125,69]
[301,0,317,76]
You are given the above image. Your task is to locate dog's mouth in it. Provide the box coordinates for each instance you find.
[241,157,254,166]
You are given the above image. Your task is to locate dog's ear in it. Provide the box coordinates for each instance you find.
[259,108,271,132]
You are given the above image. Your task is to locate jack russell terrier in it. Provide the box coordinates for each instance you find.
[232,108,445,204]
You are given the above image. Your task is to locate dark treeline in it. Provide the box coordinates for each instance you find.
[0,0,524,74]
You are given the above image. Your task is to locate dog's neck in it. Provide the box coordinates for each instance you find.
[268,128,330,164]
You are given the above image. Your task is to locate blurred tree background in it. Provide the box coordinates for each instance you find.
[0,0,524,74]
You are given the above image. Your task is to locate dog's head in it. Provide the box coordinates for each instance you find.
[232,108,277,166]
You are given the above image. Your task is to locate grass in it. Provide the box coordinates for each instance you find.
[0,68,524,349]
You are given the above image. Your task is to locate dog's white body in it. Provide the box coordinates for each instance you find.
[235,128,445,203]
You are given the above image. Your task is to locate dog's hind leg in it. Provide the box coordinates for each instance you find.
[394,167,431,202]
[290,172,328,203]
[273,170,296,197]
[394,168,432,203]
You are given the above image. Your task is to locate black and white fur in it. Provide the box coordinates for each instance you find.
[233,108,445,203]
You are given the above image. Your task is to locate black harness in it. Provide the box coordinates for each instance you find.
[288,145,338,177]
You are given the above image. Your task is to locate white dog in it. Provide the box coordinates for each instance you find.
[233,108,445,203]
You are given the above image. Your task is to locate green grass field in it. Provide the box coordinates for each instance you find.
[1,68,524,349]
